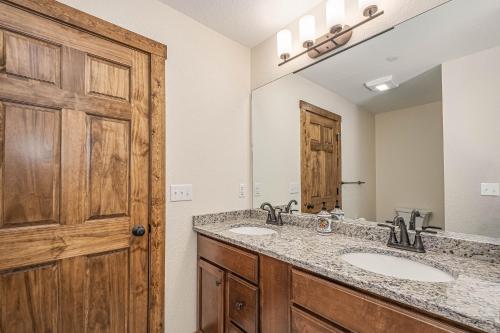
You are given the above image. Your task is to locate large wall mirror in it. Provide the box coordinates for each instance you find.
[251,0,500,237]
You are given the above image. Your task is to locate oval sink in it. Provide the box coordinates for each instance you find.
[229,226,277,236]
[340,252,454,282]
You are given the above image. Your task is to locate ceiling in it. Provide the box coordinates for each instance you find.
[298,0,500,113]
[158,0,322,47]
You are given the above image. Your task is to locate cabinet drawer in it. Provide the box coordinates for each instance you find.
[198,235,258,283]
[227,273,258,333]
[291,307,346,333]
[291,269,467,333]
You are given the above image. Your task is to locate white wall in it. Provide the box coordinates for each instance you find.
[442,46,500,237]
[58,0,251,331]
[252,74,376,220]
[251,0,449,89]
[375,102,444,228]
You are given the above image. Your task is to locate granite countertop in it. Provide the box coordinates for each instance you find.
[193,217,500,333]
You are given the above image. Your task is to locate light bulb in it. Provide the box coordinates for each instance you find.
[359,0,380,17]
[299,15,316,48]
[276,29,292,60]
[326,0,345,34]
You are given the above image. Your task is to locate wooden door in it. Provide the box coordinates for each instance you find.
[0,3,150,332]
[198,259,225,333]
[300,101,341,214]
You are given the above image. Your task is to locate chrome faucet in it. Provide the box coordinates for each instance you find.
[409,209,420,230]
[260,202,280,225]
[378,216,436,253]
[284,200,298,214]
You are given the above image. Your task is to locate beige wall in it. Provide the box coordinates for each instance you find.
[375,102,444,228]
[251,0,449,89]
[252,74,376,220]
[59,0,251,331]
[442,46,500,237]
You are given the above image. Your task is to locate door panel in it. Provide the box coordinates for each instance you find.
[86,250,129,333]
[0,263,59,332]
[4,31,61,86]
[2,102,60,226]
[86,56,130,101]
[0,3,150,332]
[88,116,130,219]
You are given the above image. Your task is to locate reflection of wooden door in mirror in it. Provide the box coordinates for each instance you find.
[300,101,341,214]
[0,2,158,332]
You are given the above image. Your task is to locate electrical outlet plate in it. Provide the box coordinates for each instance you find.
[170,184,193,201]
[254,183,262,197]
[481,183,499,196]
[289,182,299,194]
[239,183,248,198]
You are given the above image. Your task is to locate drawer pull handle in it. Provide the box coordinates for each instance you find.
[215,280,222,286]
[235,301,245,310]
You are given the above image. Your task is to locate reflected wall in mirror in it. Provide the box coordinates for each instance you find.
[251,0,500,238]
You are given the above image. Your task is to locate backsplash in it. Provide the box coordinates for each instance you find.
[193,209,500,264]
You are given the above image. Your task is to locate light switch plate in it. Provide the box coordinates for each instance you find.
[481,183,499,196]
[239,183,248,198]
[289,182,299,194]
[170,184,193,201]
[254,183,262,197]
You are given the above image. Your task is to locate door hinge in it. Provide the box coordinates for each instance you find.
[148,224,152,233]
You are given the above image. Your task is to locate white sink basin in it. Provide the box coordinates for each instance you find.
[340,252,454,282]
[229,226,277,236]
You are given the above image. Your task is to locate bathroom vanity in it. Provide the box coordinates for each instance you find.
[194,211,500,333]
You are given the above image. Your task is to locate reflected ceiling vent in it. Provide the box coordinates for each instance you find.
[364,75,399,92]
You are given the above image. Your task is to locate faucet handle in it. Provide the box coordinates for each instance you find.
[275,207,284,226]
[412,230,429,253]
[377,224,398,245]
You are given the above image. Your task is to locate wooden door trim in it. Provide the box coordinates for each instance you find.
[0,2,167,332]
[300,100,342,211]
[1,0,167,58]
[149,53,166,333]
[300,100,341,122]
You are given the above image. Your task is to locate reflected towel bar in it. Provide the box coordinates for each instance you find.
[341,181,366,185]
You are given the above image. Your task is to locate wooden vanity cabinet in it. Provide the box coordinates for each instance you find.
[198,235,261,333]
[197,235,480,333]
[290,269,474,333]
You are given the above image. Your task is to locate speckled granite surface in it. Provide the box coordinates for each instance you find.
[193,210,500,333]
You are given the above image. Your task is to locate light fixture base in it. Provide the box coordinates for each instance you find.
[363,5,378,17]
[302,41,314,49]
[307,25,352,59]
[280,53,290,61]
[329,24,343,34]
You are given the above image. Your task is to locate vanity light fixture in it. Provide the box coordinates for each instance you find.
[359,0,380,17]
[299,15,316,48]
[277,29,292,60]
[277,0,383,66]
[326,0,345,34]
[364,75,399,92]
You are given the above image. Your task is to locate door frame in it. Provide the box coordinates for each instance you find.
[1,1,167,331]
[300,100,342,211]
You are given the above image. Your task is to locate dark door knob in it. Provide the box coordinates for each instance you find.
[132,225,146,236]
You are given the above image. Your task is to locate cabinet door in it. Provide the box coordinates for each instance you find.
[198,259,225,333]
